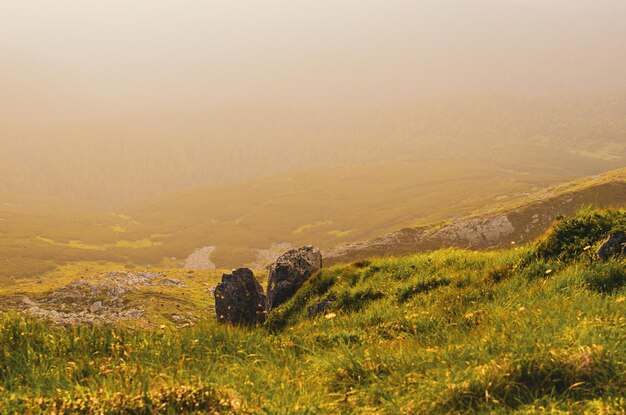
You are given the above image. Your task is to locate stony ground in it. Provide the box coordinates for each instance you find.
[0,265,269,329]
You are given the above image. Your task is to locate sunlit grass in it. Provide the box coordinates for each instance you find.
[1,209,624,413]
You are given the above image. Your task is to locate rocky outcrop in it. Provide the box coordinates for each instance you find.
[14,271,164,325]
[324,180,626,266]
[432,215,515,245]
[214,268,266,325]
[266,246,322,310]
[597,232,626,260]
[89,301,102,313]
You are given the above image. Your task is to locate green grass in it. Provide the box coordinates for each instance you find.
[0,209,625,414]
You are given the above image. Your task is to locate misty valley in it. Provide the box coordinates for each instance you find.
[1,1,626,414]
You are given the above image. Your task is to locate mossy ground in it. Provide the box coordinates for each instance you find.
[0,210,625,414]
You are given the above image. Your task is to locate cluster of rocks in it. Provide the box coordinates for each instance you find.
[214,245,322,326]
[23,298,144,325]
[19,271,185,325]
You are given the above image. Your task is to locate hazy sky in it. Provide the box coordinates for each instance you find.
[2,0,626,121]
[1,1,626,206]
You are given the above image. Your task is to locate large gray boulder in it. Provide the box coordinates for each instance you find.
[214,268,266,325]
[266,246,322,310]
[596,231,626,261]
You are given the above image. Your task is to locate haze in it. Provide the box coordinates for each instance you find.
[1,0,625,206]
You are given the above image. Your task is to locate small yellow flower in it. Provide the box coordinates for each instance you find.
[324,313,337,320]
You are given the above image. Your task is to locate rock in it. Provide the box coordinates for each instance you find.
[266,246,322,310]
[158,278,186,287]
[214,268,266,325]
[433,215,515,245]
[307,300,334,319]
[171,314,193,326]
[597,232,626,260]
[89,301,102,313]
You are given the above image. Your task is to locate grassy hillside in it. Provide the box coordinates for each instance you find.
[326,167,626,264]
[1,164,623,280]
[0,208,624,414]
[126,158,571,269]
[0,158,567,279]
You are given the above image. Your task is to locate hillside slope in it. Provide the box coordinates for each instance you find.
[125,158,573,269]
[1,165,624,280]
[0,157,564,279]
[325,167,626,264]
[0,209,624,414]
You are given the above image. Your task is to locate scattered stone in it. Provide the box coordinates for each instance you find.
[597,232,626,261]
[266,246,322,310]
[307,300,334,319]
[214,268,266,326]
[11,271,164,325]
[158,278,186,287]
[171,314,193,326]
[24,307,143,325]
[89,301,102,313]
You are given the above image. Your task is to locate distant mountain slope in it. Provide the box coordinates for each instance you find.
[125,158,575,269]
[325,168,626,264]
[1,94,625,207]
[1,161,623,279]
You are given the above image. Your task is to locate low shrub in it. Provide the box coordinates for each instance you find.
[528,209,626,264]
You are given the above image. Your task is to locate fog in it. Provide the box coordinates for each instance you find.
[3,0,626,117]
[1,0,625,205]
